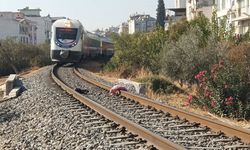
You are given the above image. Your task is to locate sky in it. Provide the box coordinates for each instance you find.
[0,0,175,31]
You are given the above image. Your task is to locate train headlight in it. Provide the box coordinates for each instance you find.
[64,20,71,28]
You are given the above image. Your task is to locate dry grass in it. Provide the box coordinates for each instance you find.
[0,77,7,85]
[134,67,153,79]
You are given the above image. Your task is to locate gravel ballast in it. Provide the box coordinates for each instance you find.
[0,66,149,149]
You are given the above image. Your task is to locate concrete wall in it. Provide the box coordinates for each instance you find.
[0,17,19,40]
[128,19,135,34]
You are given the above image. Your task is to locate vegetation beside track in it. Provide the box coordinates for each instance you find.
[0,39,51,76]
[105,13,250,120]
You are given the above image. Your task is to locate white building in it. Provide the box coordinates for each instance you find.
[176,0,186,8]
[128,14,156,34]
[19,7,52,44]
[186,0,213,21]
[165,0,186,30]
[118,22,129,34]
[165,8,186,30]
[0,12,37,44]
[216,0,250,34]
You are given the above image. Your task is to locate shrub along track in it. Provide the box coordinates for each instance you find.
[53,63,250,149]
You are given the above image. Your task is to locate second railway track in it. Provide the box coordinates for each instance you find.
[52,64,184,150]
[53,63,250,149]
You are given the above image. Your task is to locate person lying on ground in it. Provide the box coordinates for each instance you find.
[109,85,127,95]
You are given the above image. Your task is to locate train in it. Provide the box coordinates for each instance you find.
[50,18,114,63]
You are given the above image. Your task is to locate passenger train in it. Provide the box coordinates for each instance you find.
[50,18,114,63]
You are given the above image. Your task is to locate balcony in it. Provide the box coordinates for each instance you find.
[233,7,250,22]
[238,6,250,18]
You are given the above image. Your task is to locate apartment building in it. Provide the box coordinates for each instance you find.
[187,0,213,21]
[19,7,52,44]
[118,22,129,34]
[187,0,250,34]
[0,12,37,44]
[165,0,186,30]
[216,0,250,34]
[128,14,156,34]
[176,0,186,8]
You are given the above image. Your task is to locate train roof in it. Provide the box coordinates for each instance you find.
[52,18,82,28]
[86,31,113,44]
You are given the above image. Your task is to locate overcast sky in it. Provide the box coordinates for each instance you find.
[0,0,175,31]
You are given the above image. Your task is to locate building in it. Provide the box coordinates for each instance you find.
[0,12,37,44]
[0,7,65,44]
[106,26,119,34]
[176,0,186,8]
[186,0,213,21]
[18,7,52,44]
[215,0,250,34]
[165,0,186,30]
[128,14,156,34]
[185,0,250,35]
[165,8,186,30]
[118,22,129,34]
[18,7,41,17]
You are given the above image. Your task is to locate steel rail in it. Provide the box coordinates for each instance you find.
[52,65,185,150]
[74,67,250,144]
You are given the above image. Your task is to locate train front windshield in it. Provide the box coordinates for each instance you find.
[56,28,78,44]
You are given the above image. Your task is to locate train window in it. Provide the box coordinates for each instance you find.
[56,28,78,44]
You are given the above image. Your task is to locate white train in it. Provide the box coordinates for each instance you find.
[50,18,114,63]
[50,18,84,62]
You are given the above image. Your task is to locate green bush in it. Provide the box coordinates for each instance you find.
[192,61,250,119]
[226,43,250,85]
[167,18,189,41]
[30,44,51,67]
[0,39,51,75]
[161,26,220,84]
[137,76,181,94]
[106,30,167,73]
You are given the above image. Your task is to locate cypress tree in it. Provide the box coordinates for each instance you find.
[156,0,166,28]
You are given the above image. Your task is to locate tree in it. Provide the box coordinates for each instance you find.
[0,41,19,73]
[156,0,166,28]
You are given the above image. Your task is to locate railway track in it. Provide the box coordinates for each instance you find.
[55,97,149,149]
[52,64,184,150]
[52,64,250,149]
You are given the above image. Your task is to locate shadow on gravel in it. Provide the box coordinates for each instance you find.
[0,110,20,123]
